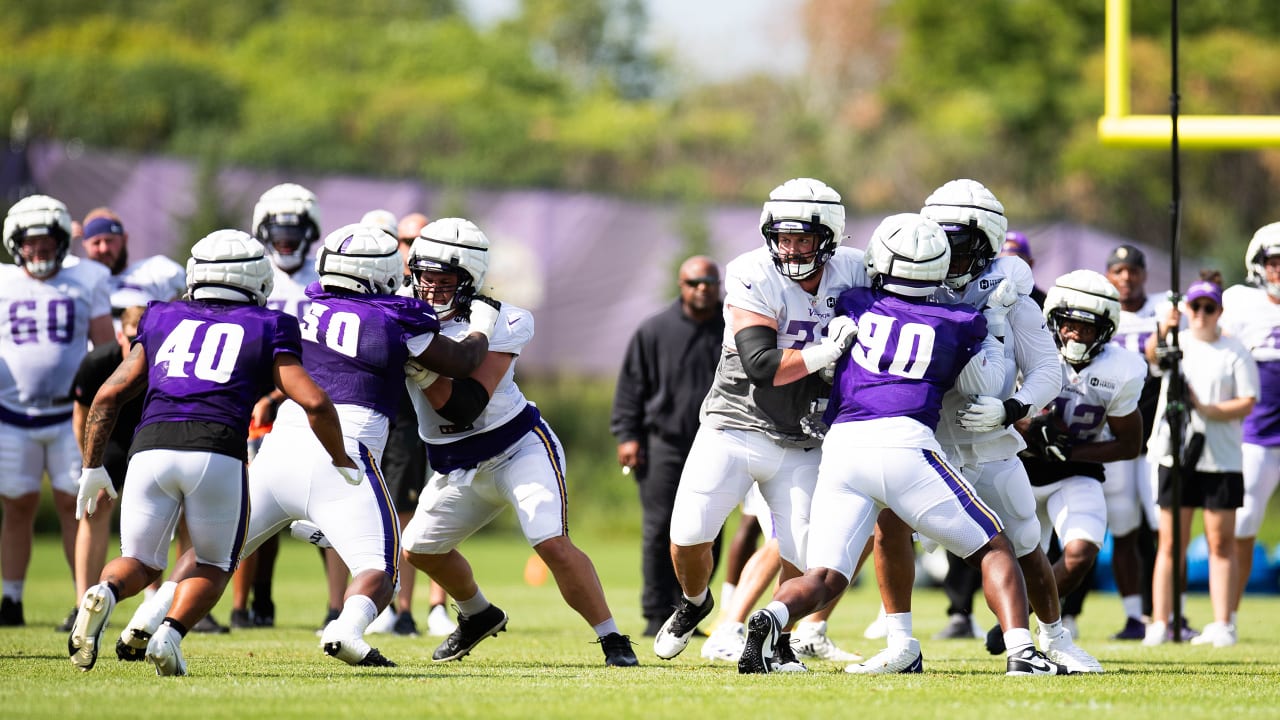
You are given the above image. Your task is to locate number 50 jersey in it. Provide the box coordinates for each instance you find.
[134,300,303,442]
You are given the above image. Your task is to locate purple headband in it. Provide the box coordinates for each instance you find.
[82,217,124,239]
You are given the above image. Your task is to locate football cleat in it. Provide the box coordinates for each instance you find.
[1111,616,1146,640]
[68,583,117,672]
[321,621,397,667]
[700,621,746,662]
[772,632,808,673]
[117,593,172,661]
[1190,622,1236,648]
[146,624,188,676]
[425,604,455,637]
[0,597,24,626]
[653,594,714,660]
[738,610,782,674]
[791,620,862,662]
[844,638,924,674]
[1006,646,1072,676]
[1040,628,1103,673]
[934,613,979,640]
[432,604,508,662]
[985,622,1006,655]
[394,610,422,637]
[191,613,230,634]
[598,632,640,667]
[863,605,888,639]
[55,607,77,633]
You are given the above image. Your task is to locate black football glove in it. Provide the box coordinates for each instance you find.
[1025,414,1072,462]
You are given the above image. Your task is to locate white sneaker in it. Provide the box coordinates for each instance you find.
[320,621,396,666]
[844,638,923,674]
[1142,621,1167,647]
[1040,627,1103,673]
[863,605,888,640]
[366,606,398,635]
[1190,622,1236,648]
[426,604,457,637]
[116,593,170,661]
[700,621,745,662]
[145,624,188,677]
[791,620,863,662]
[68,583,117,672]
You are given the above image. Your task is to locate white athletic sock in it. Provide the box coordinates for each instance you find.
[720,582,737,611]
[764,601,790,629]
[1038,619,1063,640]
[885,612,912,645]
[1121,594,1143,620]
[2,580,23,601]
[685,588,709,606]
[593,618,620,637]
[456,589,490,617]
[337,595,378,633]
[1004,627,1034,655]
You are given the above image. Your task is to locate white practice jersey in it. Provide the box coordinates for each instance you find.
[701,245,868,447]
[109,254,186,308]
[0,257,111,416]
[934,256,1060,464]
[409,303,534,445]
[1220,284,1280,446]
[1112,294,1163,354]
[265,262,319,319]
[1048,344,1146,444]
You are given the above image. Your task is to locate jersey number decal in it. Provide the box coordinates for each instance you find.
[7,298,75,345]
[850,313,936,379]
[155,319,245,383]
[1052,399,1108,439]
[781,319,819,350]
[299,303,362,358]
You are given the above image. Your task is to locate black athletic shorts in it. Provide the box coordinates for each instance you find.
[1157,466,1244,510]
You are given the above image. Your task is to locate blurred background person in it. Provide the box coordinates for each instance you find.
[79,208,185,317]
[611,255,724,637]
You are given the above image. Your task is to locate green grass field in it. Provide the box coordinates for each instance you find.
[4,531,1280,720]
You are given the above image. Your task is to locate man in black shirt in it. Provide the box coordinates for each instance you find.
[611,255,724,636]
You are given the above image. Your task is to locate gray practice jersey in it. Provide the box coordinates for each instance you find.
[701,245,868,447]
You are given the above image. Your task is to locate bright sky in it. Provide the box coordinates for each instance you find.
[460,0,806,82]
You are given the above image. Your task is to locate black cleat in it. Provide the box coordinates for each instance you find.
[192,613,231,634]
[985,623,1006,655]
[55,607,77,633]
[392,610,419,637]
[356,647,397,667]
[432,604,508,662]
[1006,646,1074,676]
[598,632,639,667]
[738,610,780,674]
[0,597,24,627]
[229,609,254,629]
[653,593,715,659]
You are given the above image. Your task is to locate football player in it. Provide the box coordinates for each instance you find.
[863,180,1102,673]
[739,213,1069,676]
[67,230,355,676]
[0,195,113,628]
[651,178,867,668]
[400,218,639,667]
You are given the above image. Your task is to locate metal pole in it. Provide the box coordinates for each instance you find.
[1167,0,1186,643]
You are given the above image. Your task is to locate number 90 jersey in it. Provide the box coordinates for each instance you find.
[701,245,868,447]
[134,300,303,440]
[1047,344,1147,444]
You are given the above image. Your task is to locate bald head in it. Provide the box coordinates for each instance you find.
[678,255,720,319]
[398,213,429,244]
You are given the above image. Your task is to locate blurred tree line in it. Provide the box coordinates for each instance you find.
[2,0,1279,271]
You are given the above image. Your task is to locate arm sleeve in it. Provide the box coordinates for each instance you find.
[955,334,1008,397]
[437,377,491,425]
[610,329,651,443]
[735,324,784,385]
[1007,297,1061,411]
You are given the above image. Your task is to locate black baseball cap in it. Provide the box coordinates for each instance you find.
[1106,244,1146,270]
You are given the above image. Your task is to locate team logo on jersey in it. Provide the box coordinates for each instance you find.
[979,278,993,291]
[1089,377,1116,391]
[826,297,836,308]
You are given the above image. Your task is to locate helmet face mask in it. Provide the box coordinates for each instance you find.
[406,218,489,319]
[4,194,73,279]
[920,179,1007,290]
[252,184,320,273]
[759,178,845,281]
[1043,270,1120,364]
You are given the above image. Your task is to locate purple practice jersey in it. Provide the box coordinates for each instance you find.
[299,283,440,418]
[135,300,303,439]
[825,287,988,431]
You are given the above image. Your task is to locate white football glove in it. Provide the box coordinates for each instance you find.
[958,396,1006,432]
[466,295,501,340]
[76,466,117,520]
[800,316,859,375]
[334,462,362,486]
[983,278,1018,339]
[404,359,439,389]
[289,520,332,549]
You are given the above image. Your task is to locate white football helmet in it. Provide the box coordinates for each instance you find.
[186,229,275,306]
[759,178,846,281]
[407,217,490,318]
[3,194,73,278]
[1245,221,1280,299]
[315,223,402,295]
[920,179,1008,290]
[1043,269,1121,364]
[864,213,951,297]
[360,209,398,240]
[252,183,320,273]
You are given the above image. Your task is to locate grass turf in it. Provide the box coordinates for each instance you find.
[4,531,1280,720]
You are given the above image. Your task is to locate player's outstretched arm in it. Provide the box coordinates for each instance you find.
[412,294,502,378]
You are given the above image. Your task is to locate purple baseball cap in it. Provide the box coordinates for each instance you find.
[1184,280,1223,306]
[1001,231,1032,261]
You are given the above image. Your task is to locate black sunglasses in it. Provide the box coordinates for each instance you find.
[682,277,719,288]
[1188,302,1219,314]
